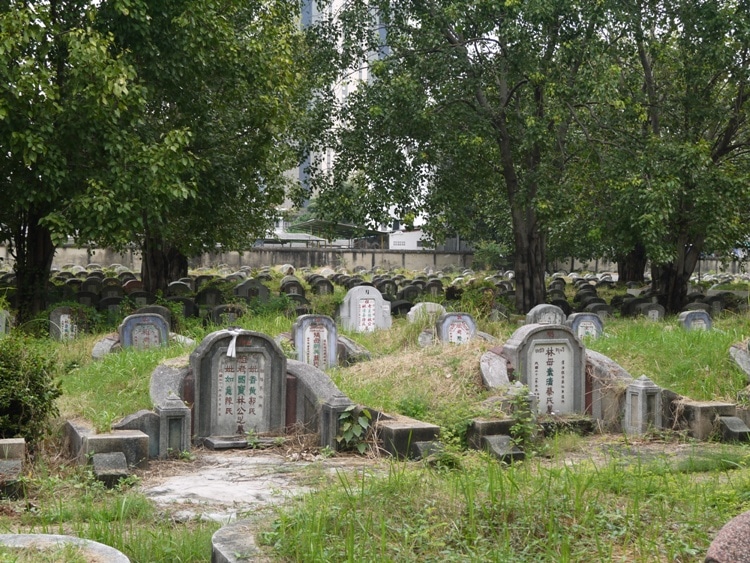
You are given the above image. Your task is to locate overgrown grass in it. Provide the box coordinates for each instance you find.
[0,457,219,562]
[261,443,750,562]
[587,315,750,401]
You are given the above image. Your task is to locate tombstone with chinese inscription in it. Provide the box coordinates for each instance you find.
[526,303,566,326]
[49,306,81,341]
[0,309,11,339]
[435,313,477,344]
[565,312,604,340]
[292,315,338,369]
[118,313,169,350]
[678,310,712,331]
[190,330,286,443]
[501,324,586,415]
[339,286,392,333]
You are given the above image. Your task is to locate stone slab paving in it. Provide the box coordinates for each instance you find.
[140,449,374,525]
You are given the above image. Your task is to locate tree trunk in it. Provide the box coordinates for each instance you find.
[141,235,187,295]
[617,243,648,283]
[511,206,547,314]
[651,236,703,313]
[12,210,56,325]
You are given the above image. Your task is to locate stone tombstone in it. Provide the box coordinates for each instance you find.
[100,284,124,300]
[310,278,334,296]
[280,276,306,298]
[118,313,169,350]
[565,312,603,340]
[190,330,286,440]
[424,280,444,298]
[50,306,80,341]
[0,309,10,338]
[234,279,270,302]
[525,303,566,326]
[196,287,225,309]
[339,286,392,333]
[678,310,712,331]
[406,302,447,324]
[292,314,338,369]
[76,291,99,308]
[134,305,172,329]
[502,324,586,415]
[636,302,666,321]
[127,290,156,307]
[209,304,246,325]
[167,281,192,297]
[435,313,477,344]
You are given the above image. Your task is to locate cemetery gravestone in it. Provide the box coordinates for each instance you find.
[234,279,270,302]
[0,310,10,338]
[636,302,665,321]
[502,324,586,415]
[190,330,286,441]
[339,286,392,333]
[292,315,338,369]
[210,304,247,325]
[678,310,712,331]
[50,306,80,341]
[525,304,566,325]
[436,313,477,344]
[118,314,169,350]
[565,312,603,340]
[406,302,446,324]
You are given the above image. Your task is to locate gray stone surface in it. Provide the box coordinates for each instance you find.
[0,534,129,562]
[81,430,150,469]
[406,302,446,324]
[92,452,129,488]
[0,438,25,459]
[706,510,750,563]
[718,416,750,442]
[112,410,160,459]
[526,303,566,325]
[481,435,525,463]
[479,348,511,388]
[339,286,392,332]
[729,343,750,383]
[565,312,604,340]
[336,334,371,365]
[502,324,586,415]
[92,333,119,360]
[679,309,712,331]
[292,315,338,369]
[190,330,287,442]
[435,312,477,344]
[375,414,441,459]
[585,350,634,431]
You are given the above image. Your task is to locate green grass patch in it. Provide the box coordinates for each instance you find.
[262,444,750,562]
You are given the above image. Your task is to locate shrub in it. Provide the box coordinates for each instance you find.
[0,335,62,451]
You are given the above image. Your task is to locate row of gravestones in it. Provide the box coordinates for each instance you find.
[526,302,713,341]
[547,275,740,319]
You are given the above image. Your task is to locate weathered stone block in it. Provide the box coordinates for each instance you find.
[481,435,525,463]
[376,415,440,459]
[676,400,735,440]
[92,452,129,489]
[81,430,149,469]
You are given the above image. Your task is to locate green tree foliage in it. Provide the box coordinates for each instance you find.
[564,0,750,310]
[299,0,608,312]
[0,1,195,322]
[87,0,306,293]
[1,0,307,317]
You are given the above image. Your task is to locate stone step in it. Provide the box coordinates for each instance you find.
[718,416,750,442]
[481,435,525,464]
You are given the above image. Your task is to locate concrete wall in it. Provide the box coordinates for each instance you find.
[1,244,744,277]
[0,244,473,273]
